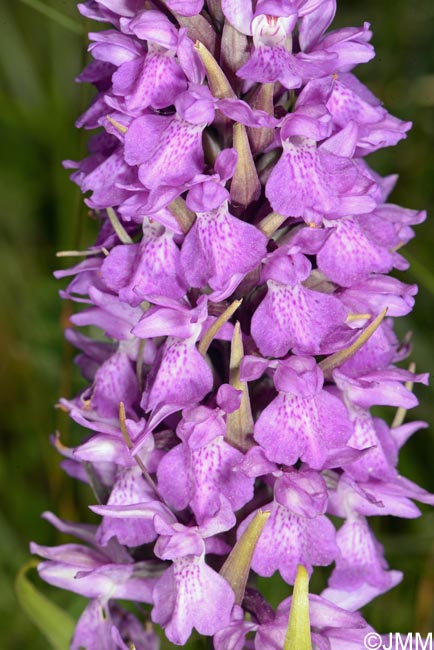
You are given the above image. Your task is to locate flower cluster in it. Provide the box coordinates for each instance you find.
[32,1,432,648]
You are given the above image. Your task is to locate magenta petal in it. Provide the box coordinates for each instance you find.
[343,410,398,481]
[251,280,347,357]
[189,440,253,520]
[152,557,235,644]
[133,304,198,340]
[338,321,398,378]
[128,10,179,48]
[214,613,256,650]
[334,367,427,410]
[180,202,267,292]
[237,46,303,88]
[158,406,253,523]
[74,434,134,466]
[125,114,205,189]
[326,75,385,127]
[113,53,187,112]
[322,570,403,611]
[71,286,142,340]
[94,467,157,547]
[34,554,155,602]
[275,469,329,517]
[254,389,352,469]
[221,0,253,35]
[329,475,423,520]
[141,119,205,188]
[91,351,139,419]
[175,87,215,125]
[266,135,376,221]
[217,98,279,128]
[329,516,392,590]
[239,355,272,382]
[273,356,323,398]
[102,228,187,305]
[71,600,114,650]
[317,217,394,287]
[100,244,137,292]
[124,114,168,166]
[144,340,213,412]
[239,501,337,584]
[164,0,204,16]
[214,147,238,181]
[340,275,417,318]
[157,444,192,511]
[299,0,336,50]
[177,405,226,449]
[310,23,375,71]
[88,30,143,65]
[41,512,98,547]
[89,1,144,19]
[265,137,337,218]
[216,384,242,413]
[79,148,136,209]
[186,180,229,212]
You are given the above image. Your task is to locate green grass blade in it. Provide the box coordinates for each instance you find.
[405,252,434,297]
[19,0,84,34]
[15,560,75,650]
[0,3,45,107]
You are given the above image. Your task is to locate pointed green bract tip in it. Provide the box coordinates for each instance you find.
[106,207,133,244]
[226,321,254,451]
[194,40,236,99]
[284,565,312,650]
[319,307,388,377]
[198,300,242,356]
[220,509,270,604]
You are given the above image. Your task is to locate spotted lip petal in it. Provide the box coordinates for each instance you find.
[254,387,353,469]
[152,555,235,645]
[328,515,394,591]
[317,217,396,287]
[235,470,338,585]
[101,226,187,305]
[91,467,164,547]
[180,200,268,293]
[142,338,214,414]
[126,114,206,191]
[157,407,254,524]
[112,53,188,112]
[265,134,377,222]
[251,250,350,357]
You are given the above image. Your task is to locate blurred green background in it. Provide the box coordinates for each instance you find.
[0,0,433,647]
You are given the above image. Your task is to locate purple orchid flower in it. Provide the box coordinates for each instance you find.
[251,356,354,468]
[250,248,349,356]
[237,468,338,583]
[32,1,431,648]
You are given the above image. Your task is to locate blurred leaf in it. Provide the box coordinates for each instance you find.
[19,0,84,34]
[15,560,75,650]
[405,252,434,297]
[0,3,44,108]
